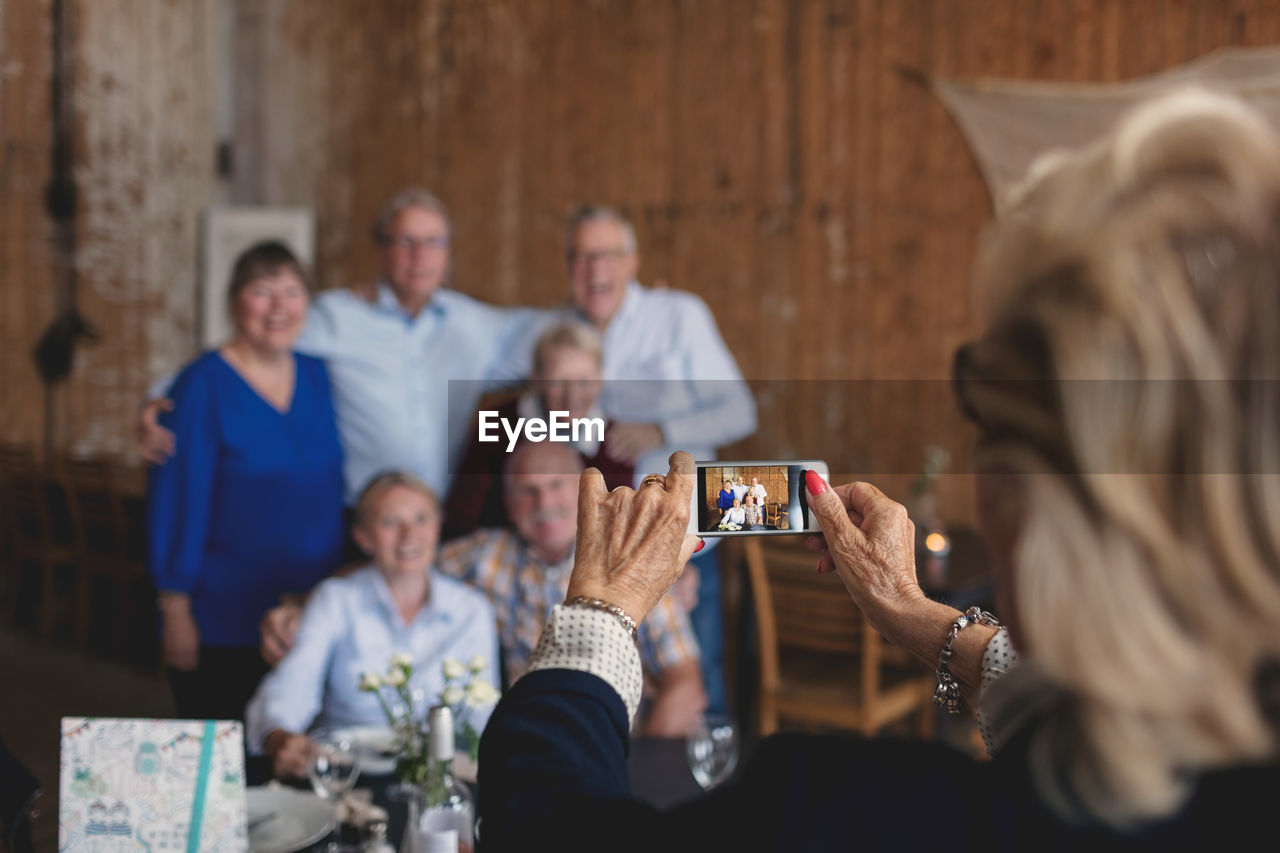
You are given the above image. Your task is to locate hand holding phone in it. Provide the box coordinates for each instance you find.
[690,460,829,536]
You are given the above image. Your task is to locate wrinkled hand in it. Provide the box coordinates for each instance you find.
[260,602,302,667]
[160,601,200,671]
[137,398,176,464]
[604,422,664,464]
[567,451,703,624]
[264,730,309,780]
[802,476,927,639]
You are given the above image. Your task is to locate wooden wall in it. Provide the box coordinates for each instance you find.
[5,0,1280,522]
[1,0,220,457]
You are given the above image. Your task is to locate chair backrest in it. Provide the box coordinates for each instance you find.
[744,536,927,737]
[56,454,132,562]
[750,539,861,655]
[0,444,55,551]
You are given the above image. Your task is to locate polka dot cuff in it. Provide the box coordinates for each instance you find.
[525,604,644,727]
[976,626,1019,754]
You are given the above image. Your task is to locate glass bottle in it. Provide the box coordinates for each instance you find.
[410,705,473,853]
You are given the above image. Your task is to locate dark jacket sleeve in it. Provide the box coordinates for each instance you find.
[476,669,991,853]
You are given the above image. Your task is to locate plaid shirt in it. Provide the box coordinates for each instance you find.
[437,528,700,688]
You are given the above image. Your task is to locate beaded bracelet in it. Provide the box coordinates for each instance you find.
[933,606,1000,715]
[565,596,638,641]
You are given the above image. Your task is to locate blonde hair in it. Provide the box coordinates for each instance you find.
[531,321,603,377]
[354,470,440,527]
[965,88,1280,826]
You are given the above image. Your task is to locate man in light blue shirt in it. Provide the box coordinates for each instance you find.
[141,188,531,503]
[495,205,757,714]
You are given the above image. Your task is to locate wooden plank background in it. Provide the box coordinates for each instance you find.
[4,0,1280,523]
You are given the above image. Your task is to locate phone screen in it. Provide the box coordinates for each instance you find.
[694,461,826,536]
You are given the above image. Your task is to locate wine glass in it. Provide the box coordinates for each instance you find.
[685,713,739,790]
[308,733,361,851]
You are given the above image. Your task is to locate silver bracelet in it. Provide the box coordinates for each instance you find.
[933,606,1000,715]
[565,596,638,641]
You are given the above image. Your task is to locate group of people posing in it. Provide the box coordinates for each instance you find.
[141,193,755,776]
[715,476,770,530]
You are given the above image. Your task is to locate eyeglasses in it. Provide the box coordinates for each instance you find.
[567,248,629,266]
[385,235,450,252]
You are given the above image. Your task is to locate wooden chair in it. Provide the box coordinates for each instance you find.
[0,444,76,638]
[56,454,149,653]
[743,536,935,738]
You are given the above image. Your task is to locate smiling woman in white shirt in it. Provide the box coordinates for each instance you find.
[246,471,499,780]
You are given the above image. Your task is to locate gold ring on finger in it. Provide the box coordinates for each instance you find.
[640,474,665,488]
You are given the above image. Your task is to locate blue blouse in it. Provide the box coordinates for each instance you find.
[717,489,736,511]
[147,351,345,647]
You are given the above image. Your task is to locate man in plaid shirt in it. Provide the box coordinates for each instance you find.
[438,440,706,736]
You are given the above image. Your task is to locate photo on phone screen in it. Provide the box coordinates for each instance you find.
[693,460,828,536]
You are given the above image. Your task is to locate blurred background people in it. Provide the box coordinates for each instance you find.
[147,241,345,721]
[247,471,498,780]
[497,205,757,716]
[139,188,533,504]
[439,440,704,736]
[443,320,632,540]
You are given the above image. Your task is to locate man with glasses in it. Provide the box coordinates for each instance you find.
[139,187,532,503]
[497,204,757,715]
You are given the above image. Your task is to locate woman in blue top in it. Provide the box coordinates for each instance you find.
[717,480,735,511]
[147,241,345,721]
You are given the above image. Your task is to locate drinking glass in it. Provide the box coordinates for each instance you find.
[685,713,739,790]
[308,734,361,851]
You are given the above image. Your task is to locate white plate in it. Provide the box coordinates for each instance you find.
[330,725,399,775]
[246,786,335,853]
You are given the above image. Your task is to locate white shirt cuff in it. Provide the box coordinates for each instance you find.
[976,626,1019,755]
[524,604,644,728]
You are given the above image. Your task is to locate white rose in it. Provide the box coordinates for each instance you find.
[441,686,464,706]
[390,653,414,672]
[467,655,486,674]
[359,672,381,692]
[465,679,499,707]
[383,667,407,688]
[442,658,465,681]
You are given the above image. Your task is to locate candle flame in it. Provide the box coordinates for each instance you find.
[924,532,949,553]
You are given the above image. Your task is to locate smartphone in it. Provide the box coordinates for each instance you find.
[691,460,829,536]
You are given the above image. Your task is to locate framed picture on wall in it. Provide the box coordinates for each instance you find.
[200,206,315,348]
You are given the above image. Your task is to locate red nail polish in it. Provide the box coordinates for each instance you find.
[694,539,705,553]
[805,469,827,496]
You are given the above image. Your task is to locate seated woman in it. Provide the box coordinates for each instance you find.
[444,321,632,540]
[247,471,499,779]
[719,498,746,530]
[742,495,763,530]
